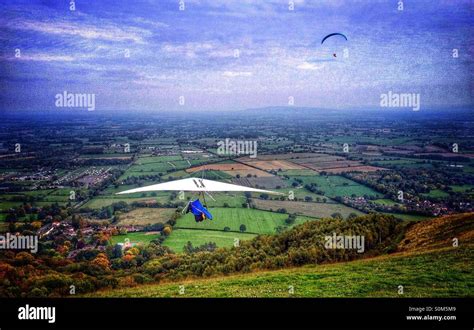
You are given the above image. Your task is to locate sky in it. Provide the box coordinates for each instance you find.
[0,0,472,112]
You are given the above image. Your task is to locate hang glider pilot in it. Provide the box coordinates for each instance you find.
[184,199,213,222]
[115,178,284,223]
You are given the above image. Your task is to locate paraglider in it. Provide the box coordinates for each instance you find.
[321,33,348,45]
[321,33,348,59]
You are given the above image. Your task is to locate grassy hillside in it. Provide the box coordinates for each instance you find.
[89,213,474,298]
[89,245,473,297]
[397,212,474,251]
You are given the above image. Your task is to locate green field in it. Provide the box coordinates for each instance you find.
[118,155,214,180]
[116,208,176,226]
[163,229,257,253]
[293,175,382,198]
[382,212,432,221]
[423,189,450,199]
[251,199,363,219]
[328,136,415,146]
[82,196,171,209]
[135,155,183,164]
[450,185,474,193]
[197,193,247,208]
[89,245,473,297]
[111,207,317,252]
[0,201,25,211]
[373,199,400,206]
[174,208,312,234]
[372,159,421,166]
[274,187,335,203]
[0,187,88,209]
[165,207,316,252]
[277,169,319,176]
[110,232,160,246]
[160,170,190,180]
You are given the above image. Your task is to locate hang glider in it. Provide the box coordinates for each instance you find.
[116,177,284,195]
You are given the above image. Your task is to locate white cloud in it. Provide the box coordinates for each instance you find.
[132,17,169,29]
[296,62,325,70]
[5,54,75,62]
[10,20,147,44]
[222,71,252,77]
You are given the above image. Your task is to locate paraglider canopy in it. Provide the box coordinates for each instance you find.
[321,33,348,44]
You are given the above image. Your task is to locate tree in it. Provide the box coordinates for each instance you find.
[285,214,296,225]
[106,206,113,218]
[5,213,18,223]
[347,213,359,220]
[111,244,123,258]
[239,224,247,232]
[331,212,343,219]
[72,214,84,229]
[92,253,110,270]
[183,241,194,254]
[15,252,35,265]
[163,226,172,236]
[260,193,269,200]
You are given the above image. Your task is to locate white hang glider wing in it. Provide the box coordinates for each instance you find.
[116,177,284,195]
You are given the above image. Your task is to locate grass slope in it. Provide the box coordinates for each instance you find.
[90,245,473,297]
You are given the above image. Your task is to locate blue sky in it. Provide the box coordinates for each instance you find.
[0,0,472,112]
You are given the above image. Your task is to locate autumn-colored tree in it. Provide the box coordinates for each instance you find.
[123,254,135,262]
[126,247,140,256]
[56,245,69,255]
[163,226,172,236]
[91,253,110,270]
[14,252,35,265]
[31,221,42,230]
